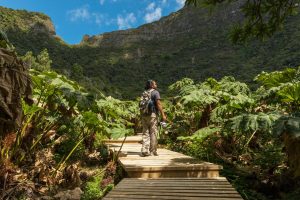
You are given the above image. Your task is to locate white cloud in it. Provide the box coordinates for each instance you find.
[176,0,185,8]
[144,7,162,23]
[146,2,156,11]
[117,13,136,29]
[92,13,104,25]
[67,5,111,27]
[67,6,90,22]
[161,0,167,5]
[99,0,105,5]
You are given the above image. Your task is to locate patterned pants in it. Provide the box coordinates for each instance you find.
[141,113,158,154]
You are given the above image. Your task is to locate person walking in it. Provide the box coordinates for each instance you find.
[140,80,166,157]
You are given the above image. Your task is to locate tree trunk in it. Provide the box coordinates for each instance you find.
[199,104,212,128]
[283,132,300,177]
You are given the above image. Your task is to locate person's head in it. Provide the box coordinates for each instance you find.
[145,80,157,90]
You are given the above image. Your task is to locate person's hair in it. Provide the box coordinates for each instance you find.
[145,80,154,90]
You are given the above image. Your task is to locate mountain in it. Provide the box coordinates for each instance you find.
[1,4,300,99]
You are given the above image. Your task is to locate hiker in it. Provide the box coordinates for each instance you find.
[140,80,166,156]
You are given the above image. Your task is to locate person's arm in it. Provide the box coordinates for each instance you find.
[156,99,166,122]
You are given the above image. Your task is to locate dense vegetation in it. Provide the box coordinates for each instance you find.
[1,5,300,99]
[2,48,299,199]
[162,66,300,199]
[186,0,300,43]
[0,50,139,199]
[1,2,300,199]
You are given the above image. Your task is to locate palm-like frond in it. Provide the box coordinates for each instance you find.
[273,114,300,138]
[180,89,218,108]
[254,68,297,88]
[229,112,281,134]
[177,127,221,141]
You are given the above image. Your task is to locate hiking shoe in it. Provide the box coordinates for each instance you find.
[141,152,150,157]
[151,152,158,156]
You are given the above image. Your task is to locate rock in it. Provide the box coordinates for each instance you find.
[53,187,82,200]
[41,196,53,200]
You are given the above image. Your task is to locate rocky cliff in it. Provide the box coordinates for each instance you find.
[80,4,241,47]
[0,6,55,35]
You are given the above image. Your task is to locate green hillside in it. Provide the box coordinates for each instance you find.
[1,5,300,99]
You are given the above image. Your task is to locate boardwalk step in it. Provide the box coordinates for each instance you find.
[103,178,243,200]
[106,137,222,178]
[104,136,243,199]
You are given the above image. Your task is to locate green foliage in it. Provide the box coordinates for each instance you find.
[71,63,84,80]
[177,126,221,141]
[181,88,218,108]
[11,49,139,170]
[3,6,300,99]
[81,176,103,200]
[22,49,51,71]
[163,67,300,198]
[228,113,281,134]
[186,0,300,43]
[254,68,297,88]
[273,114,300,138]
[168,78,194,93]
[255,67,300,112]
[277,82,300,105]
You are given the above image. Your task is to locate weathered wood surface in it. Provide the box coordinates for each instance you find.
[103,178,243,200]
[104,136,243,199]
[106,136,222,178]
[104,135,143,144]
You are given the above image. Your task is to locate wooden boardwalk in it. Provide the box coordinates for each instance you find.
[104,135,243,199]
[104,178,243,200]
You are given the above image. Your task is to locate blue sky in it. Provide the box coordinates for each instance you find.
[0,0,186,44]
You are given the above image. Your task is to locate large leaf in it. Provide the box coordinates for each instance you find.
[277,82,300,105]
[273,115,300,138]
[255,68,297,88]
[229,112,281,133]
[106,126,133,139]
[177,127,221,141]
[168,78,194,93]
[181,89,218,108]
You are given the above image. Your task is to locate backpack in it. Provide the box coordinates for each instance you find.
[139,89,155,115]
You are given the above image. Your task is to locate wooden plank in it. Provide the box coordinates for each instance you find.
[107,191,241,197]
[120,177,230,181]
[103,137,244,199]
[104,139,223,178]
[110,189,239,194]
[126,171,220,178]
[123,165,221,171]
[103,178,243,200]
[117,183,231,187]
[104,135,142,144]
[104,191,242,200]
[108,143,223,178]
[104,197,242,200]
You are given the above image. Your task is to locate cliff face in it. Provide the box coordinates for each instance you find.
[80,4,241,47]
[0,6,55,35]
[1,5,300,99]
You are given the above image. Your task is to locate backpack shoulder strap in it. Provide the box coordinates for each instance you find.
[148,88,155,93]
[148,89,155,97]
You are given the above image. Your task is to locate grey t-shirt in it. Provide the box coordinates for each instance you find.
[151,90,161,114]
